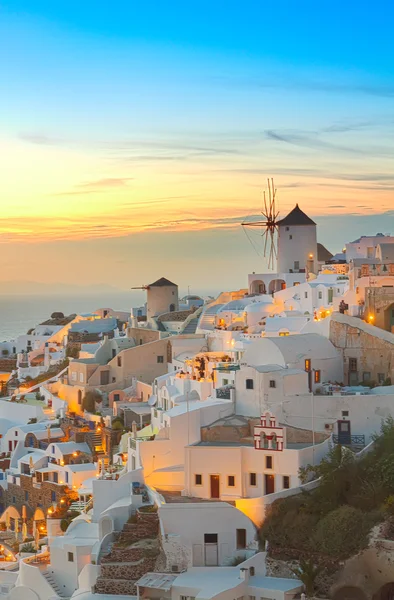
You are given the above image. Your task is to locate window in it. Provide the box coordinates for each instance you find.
[363,372,371,382]
[279,331,289,336]
[246,379,254,390]
[25,491,29,501]
[236,528,246,549]
[114,393,120,402]
[79,373,83,383]
[15,430,18,437]
[68,552,74,562]
[65,472,69,483]
[265,456,273,469]
[294,260,299,270]
[305,359,311,372]
[304,291,308,299]
[283,476,290,489]
[117,356,122,367]
[349,358,357,371]
[314,370,321,384]
[223,378,229,385]
[51,491,56,502]
[378,373,385,384]
[157,356,164,363]
[250,472,257,486]
[249,566,255,576]
[286,227,289,231]
[269,380,276,388]
[228,475,235,487]
[71,372,77,381]
[52,446,55,454]
[12,496,16,504]
[169,303,175,312]
[318,291,323,299]
[342,411,349,417]
[289,235,293,240]
[53,473,58,483]
[195,474,202,486]
[204,533,218,543]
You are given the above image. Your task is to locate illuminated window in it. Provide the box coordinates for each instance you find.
[305,359,311,372]
[314,370,321,383]
[279,331,289,337]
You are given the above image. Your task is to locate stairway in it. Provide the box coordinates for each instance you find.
[43,569,69,598]
[91,433,104,453]
[197,304,224,331]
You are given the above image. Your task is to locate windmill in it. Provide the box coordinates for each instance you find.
[242,178,280,270]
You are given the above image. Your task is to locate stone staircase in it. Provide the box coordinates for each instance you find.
[94,508,160,595]
[43,569,69,598]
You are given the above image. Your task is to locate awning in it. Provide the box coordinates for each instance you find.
[137,424,159,438]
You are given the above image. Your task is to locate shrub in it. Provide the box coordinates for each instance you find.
[312,506,377,558]
[229,555,247,566]
[82,390,102,413]
[21,543,36,553]
[1,349,9,356]
[66,346,79,359]
[60,519,69,532]
[51,312,65,319]
[139,505,158,513]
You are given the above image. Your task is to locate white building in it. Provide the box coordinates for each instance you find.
[346,233,394,261]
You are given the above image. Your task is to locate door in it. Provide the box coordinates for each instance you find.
[192,544,203,566]
[210,475,220,499]
[204,534,218,566]
[264,474,275,495]
[337,420,351,444]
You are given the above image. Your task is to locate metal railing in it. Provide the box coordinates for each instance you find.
[333,434,365,446]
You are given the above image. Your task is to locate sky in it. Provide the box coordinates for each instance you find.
[0,0,393,295]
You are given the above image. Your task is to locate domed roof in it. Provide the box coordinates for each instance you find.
[245,300,274,313]
[277,204,316,227]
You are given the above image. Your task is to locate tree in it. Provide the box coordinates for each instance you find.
[291,559,323,596]
[82,390,103,413]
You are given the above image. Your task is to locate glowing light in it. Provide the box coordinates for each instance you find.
[309,253,313,258]
[73,452,78,457]
[97,427,101,433]
[60,499,65,504]
[368,314,374,322]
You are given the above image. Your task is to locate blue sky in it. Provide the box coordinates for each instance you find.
[0,1,393,293]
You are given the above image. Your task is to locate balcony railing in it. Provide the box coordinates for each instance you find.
[216,386,234,400]
[333,434,365,446]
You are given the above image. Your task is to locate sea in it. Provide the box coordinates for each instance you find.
[0,292,146,341]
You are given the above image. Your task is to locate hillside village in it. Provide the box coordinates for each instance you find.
[0,204,394,600]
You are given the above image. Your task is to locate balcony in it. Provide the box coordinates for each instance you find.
[333,434,365,447]
[215,386,234,400]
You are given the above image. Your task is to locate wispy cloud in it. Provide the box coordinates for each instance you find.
[18,133,63,145]
[77,177,134,189]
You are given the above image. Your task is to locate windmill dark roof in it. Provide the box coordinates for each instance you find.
[277,204,316,227]
[317,243,333,262]
[149,277,177,288]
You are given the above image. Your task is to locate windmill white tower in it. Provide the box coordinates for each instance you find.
[276,204,317,274]
[242,180,318,275]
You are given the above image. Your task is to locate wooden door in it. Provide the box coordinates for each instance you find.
[337,420,351,444]
[210,475,220,499]
[265,474,275,495]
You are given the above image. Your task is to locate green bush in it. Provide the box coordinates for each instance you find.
[82,390,102,413]
[21,542,36,553]
[312,505,377,558]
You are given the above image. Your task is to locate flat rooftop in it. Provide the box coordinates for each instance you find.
[157,490,232,504]
[195,441,314,449]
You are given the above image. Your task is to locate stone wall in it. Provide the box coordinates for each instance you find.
[0,358,17,372]
[330,314,394,385]
[6,475,68,516]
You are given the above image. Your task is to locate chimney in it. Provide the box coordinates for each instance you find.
[239,567,249,582]
[132,421,138,437]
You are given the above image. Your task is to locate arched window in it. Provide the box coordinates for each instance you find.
[169,303,175,312]
[260,433,269,449]
[271,433,277,450]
